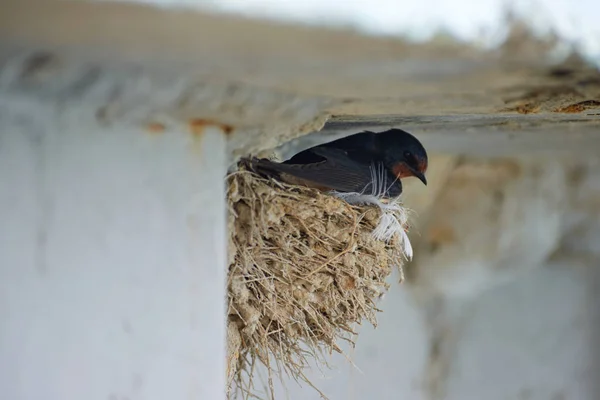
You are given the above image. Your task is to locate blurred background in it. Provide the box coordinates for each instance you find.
[3,1,600,399]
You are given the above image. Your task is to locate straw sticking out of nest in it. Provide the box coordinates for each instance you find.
[226,168,412,399]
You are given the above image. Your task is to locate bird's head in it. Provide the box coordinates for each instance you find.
[378,129,428,186]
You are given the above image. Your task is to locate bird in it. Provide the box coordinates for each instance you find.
[246,128,428,199]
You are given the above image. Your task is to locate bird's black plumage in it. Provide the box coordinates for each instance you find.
[248,128,428,199]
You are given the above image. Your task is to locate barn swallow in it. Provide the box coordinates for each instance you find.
[247,128,428,199]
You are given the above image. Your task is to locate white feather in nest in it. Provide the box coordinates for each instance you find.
[331,163,413,260]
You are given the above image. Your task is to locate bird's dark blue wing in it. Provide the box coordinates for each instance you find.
[249,147,402,197]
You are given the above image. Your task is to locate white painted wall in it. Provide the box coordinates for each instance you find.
[442,264,594,400]
[0,100,228,400]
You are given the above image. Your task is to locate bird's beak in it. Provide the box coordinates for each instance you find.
[392,162,428,186]
[411,169,427,186]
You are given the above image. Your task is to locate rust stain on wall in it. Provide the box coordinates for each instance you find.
[189,118,234,136]
[506,103,541,114]
[145,122,166,134]
[186,118,232,158]
[554,100,600,113]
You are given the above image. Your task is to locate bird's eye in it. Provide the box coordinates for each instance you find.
[403,151,412,159]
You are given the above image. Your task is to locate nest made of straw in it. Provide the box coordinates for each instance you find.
[226,168,412,399]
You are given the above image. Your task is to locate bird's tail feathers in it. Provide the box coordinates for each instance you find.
[241,157,286,181]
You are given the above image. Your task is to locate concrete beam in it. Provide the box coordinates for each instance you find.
[276,113,600,159]
[3,2,600,162]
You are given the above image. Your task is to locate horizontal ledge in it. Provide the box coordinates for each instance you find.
[275,113,600,158]
[324,113,600,129]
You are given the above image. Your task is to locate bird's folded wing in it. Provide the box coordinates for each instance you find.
[250,148,399,196]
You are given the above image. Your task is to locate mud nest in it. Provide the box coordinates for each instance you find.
[226,168,412,399]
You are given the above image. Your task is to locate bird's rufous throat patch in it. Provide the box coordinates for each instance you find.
[392,160,427,179]
[393,163,413,179]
